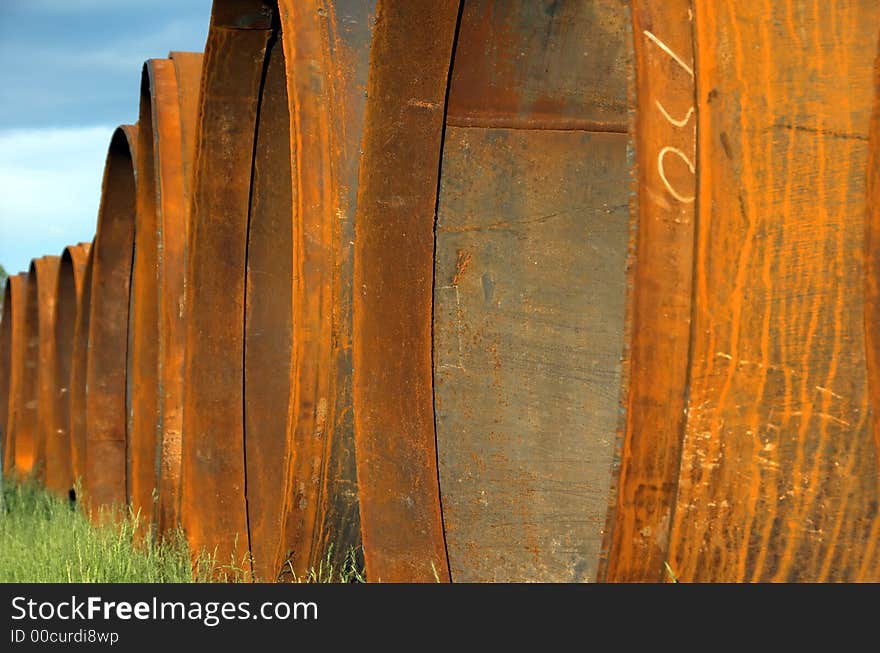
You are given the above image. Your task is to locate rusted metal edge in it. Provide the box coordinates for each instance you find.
[242,4,293,582]
[25,255,61,481]
[126,62,161,531]
[600,1,698,583]
[352,0,462,583]
[1,273,28,476]
[261,0,374,583]
[84,125,138,517]
[865,28,880,472]
[70,241,95,495]
[46,242,90,496]
[180,0,273,577]
[156,51,203,538]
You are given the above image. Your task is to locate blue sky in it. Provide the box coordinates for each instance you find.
[0,0,213,275]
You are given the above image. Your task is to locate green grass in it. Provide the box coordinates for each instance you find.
[0,476,366,583]
[279,544,366,583]
[0,477,226,582]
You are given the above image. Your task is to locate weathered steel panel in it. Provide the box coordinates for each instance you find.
[180,0,272,575]
[352,0,462,583]
[446,0,630,129]
[431,0,633,582]
[434,127,630,582]
[668,0,880,582]
[602,0,697,583]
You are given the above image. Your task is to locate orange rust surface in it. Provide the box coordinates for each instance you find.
[267,0,370,582]
[869,34,880,469]
[602,0,697,582]
[1,274,27,475]
[180,0,272,575]
[243,14,293,581]
[69,242,94,492]
[16,265,40,473]
[156,51,203,537]
[667,0,880,582]
[84,125,138,514]
[26,255,61,481]
[127,62,163,528]
[352,0,461,583]
[128,56,199,536]
[445,0,630,131]
[46,243,90,496]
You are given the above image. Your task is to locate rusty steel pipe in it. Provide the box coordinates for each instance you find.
[662,0,880,582]
[16,263,40,473]
[21,255,61,480]
[69,241,94,493]
[1,273,28,475]
[601,0,698,584]
[182,0,373,581]
[155,51,203,537]
[45,243,91,496]
[353,0,640,582]
[181,0,273,574]
[352,0,461,583]
[84,125,138,515]
[242,7,293,582]
[127,62,163,530]
[128,52,203,536]
[869,32,880,475]
[244,0,379,583]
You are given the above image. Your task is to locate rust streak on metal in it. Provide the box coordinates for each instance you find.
[602,0,697,583]
[155,51,203,537]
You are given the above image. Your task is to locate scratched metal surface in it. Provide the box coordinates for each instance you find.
[434,0,633,582]
[446,0,630,130]
[601,0,697,582]
[667,0,880,582]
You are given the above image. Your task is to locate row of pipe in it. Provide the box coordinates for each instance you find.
[2,0,880,582]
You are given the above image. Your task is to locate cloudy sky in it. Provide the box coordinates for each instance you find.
[0,0,213,275]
